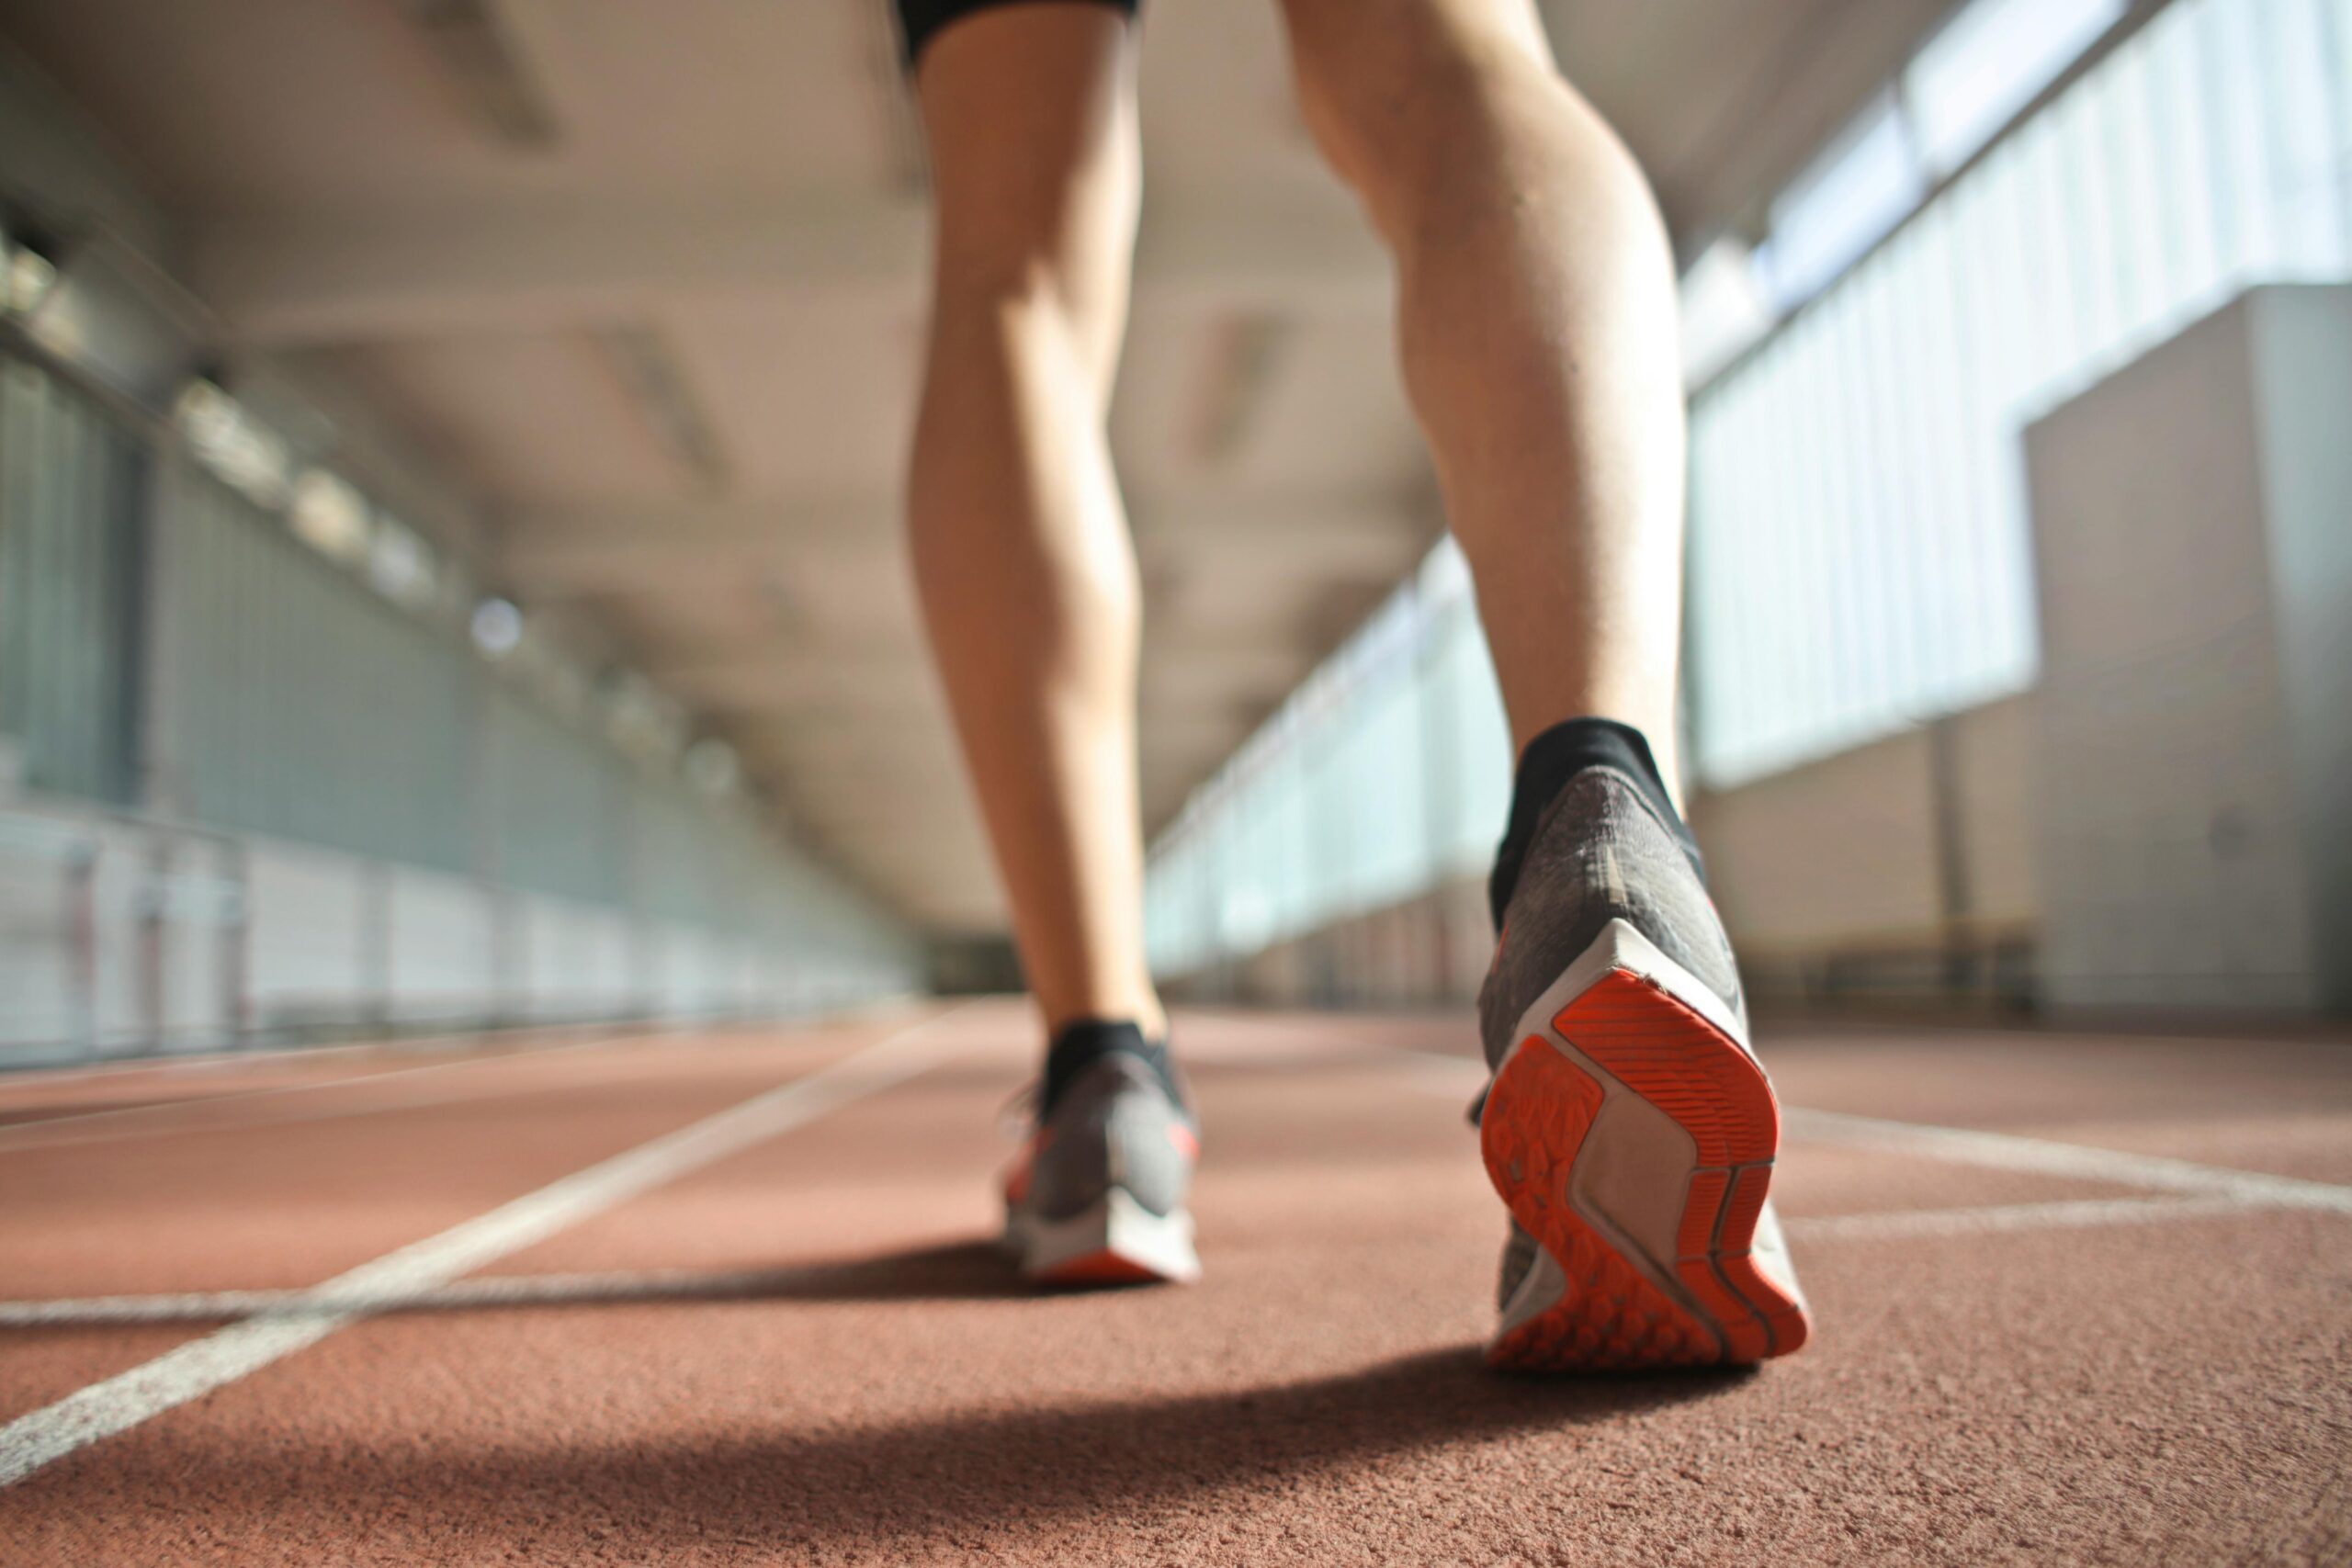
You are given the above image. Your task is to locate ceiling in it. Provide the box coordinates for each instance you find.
[0,0,1955,932]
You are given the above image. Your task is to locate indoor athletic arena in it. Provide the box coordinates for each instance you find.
[0,0,2346,1562]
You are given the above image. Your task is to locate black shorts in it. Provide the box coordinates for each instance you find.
[896,0,1141,68]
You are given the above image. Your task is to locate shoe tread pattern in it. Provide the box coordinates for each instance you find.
[1482,968,1810,1370]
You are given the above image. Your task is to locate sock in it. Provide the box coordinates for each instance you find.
[1041,1018,1179,1117]
[1487,716,1702,931]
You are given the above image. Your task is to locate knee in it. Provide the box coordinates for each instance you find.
[930,124,1137,338]
[935,206,1124,308]
[930,201,1135,402]
[1276,0,1540,209]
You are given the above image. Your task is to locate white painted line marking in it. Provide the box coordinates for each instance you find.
[0,1258,959,1328]
[1784,1108,2352,1214]
[1351,1039,2352,1213]
[1787,1194,2271,1242]
[3,1188,2330,1334]
[0,1007,977,1489]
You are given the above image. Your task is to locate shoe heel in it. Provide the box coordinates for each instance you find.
[1017,1187,1201,1286]
[1552,967,1804,1361]
[1483,944,1811,1369]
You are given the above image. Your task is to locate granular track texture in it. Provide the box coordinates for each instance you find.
[5,1004,2348,1565]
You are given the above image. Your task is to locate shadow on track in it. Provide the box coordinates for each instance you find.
[0,1240,1081,1332]
[10,1344,1752,1553]
[447,1239,1041,1309]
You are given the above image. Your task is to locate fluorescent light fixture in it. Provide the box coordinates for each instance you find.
[17,229,204,410]
[175,381,294,509]
[368,515,441,609]
[4,243,57,317]
[289,469,372,565]
[470,597,524,658]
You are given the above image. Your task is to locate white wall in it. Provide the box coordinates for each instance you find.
[1698,730,1945,957]
[2025,286,2349,1011]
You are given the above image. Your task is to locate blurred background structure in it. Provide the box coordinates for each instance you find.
[0,0,2346,1066]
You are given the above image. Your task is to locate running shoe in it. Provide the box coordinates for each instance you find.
[1476,765,1810,1370]
[1001,1021,1200,1285]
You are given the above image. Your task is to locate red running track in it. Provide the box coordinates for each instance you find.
[0,1002,2346,1564]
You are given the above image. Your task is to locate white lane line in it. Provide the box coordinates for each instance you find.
[0,1007,977,1489]
[0,1257,956,1328]
[1784,1108,2352,1214]
[1788,1194,2272,1242]
[0,1032,657,1151]
[1350,1039,2352,1213]
[1,1189,2325,1334]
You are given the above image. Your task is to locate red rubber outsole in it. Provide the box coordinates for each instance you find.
[1481,968,1810,1371]
[1029,1249,1169,1286]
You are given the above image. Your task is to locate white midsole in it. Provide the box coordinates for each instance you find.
[1006,1187,1201,1283]
[1518,917,1755,1061]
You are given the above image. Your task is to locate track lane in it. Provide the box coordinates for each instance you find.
[0,1007,981,1484]
[0,1014,953,1423]
[0,1010,2345,1562]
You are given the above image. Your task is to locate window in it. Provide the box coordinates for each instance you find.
[1687,0,2352,785]
[1747,0,2128,315]
[1906,0,2127,174]
[1754,93,1928,310]
[1679,239,1778,387]
[1148,0,2352,972]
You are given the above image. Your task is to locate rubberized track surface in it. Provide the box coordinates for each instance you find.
[2,1003,2346,1564]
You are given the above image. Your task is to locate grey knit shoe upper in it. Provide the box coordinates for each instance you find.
[1476,764,1746,1312]
[1022,1054,1196,1224]
[1476,766,1744,1076]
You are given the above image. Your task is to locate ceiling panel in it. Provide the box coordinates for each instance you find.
[663,297,922,496]
[0,0,905,218]
[310,333,686,503]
